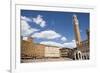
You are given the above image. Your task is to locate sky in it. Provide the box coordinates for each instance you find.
[21,10,89,48]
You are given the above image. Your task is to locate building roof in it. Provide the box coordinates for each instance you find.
[21,40,61,48]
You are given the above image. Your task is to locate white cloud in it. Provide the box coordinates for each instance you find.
[21,20,39,36]
[63,40,76,48]
[32,30,61,39]
[21,16,32,22]
[33,15,46,27]
[40,40,76,48]
[72,40,75,42]
[61,37,67,42]
[40,41,63,48]
[40,20,46,27]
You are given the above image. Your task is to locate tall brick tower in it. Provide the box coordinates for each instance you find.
[73,14,81,48]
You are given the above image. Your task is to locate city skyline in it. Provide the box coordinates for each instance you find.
[21,10,89,48]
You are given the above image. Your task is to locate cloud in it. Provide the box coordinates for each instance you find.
[40,40,76,48]
[33,15,46,27]
[21,20,39,36]
[40,40,76,49]
[61,37,67,42]
[63,40,76,48]
[40,41,63,48]
[21,16,32,22]
[31,30,61,39]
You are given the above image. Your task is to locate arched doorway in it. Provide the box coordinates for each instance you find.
[79,52,81,59]
[76,53,78,60]
[74,50,82,60]
[84,55,86,59]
